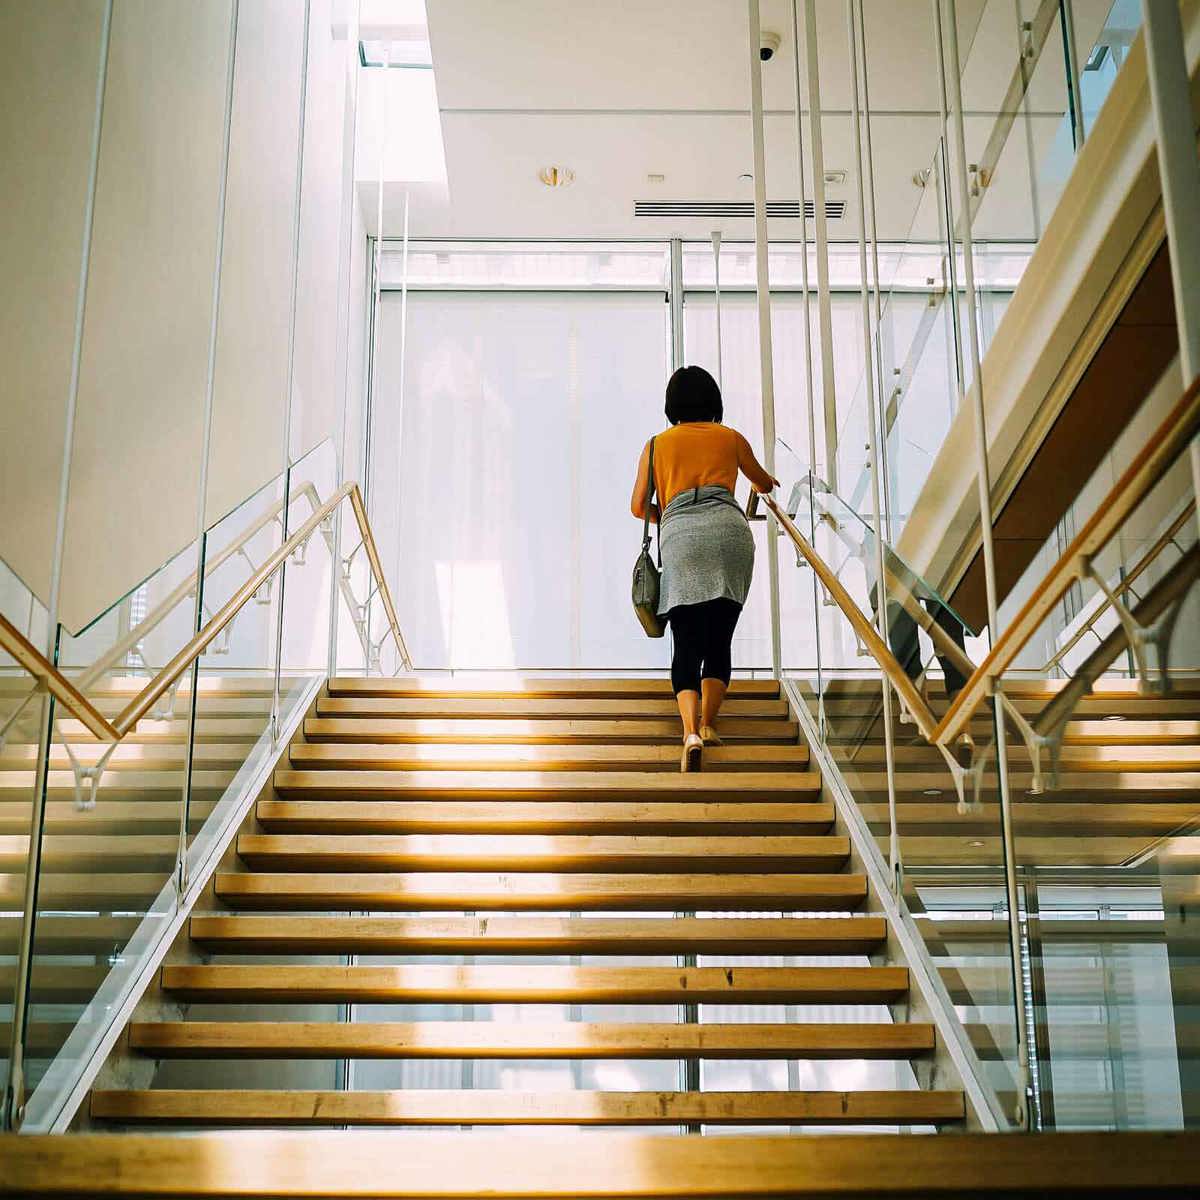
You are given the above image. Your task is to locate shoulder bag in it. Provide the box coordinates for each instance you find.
[631,437,666,637]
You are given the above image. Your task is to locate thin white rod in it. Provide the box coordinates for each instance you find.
[854,0,892,541]
[847,0,901,890]
[711,230,724,391]
[748,0,782,679]
[1061,0,1087,146]
[937,0,1031,1128]
[4,0,114,1131]
[790,0,818,473]
[802,0,838,490]
[178,0,240,893]
[328,0,363,679]
[364,42,390,673]
[1141,0,1200,546]
[271,0,312,737]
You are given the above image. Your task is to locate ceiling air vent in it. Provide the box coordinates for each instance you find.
[633,200,845,219]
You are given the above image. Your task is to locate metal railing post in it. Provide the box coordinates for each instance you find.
[847,0,902,894]
[3,0,114,1131]
[935,0,1032,1128]
[1141,0,1200,547]
[801,0,839,490]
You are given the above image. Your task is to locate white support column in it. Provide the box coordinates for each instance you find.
[802,0,838,490]
[789,0,818,473]
[748,0,782,679]
[711,230,724,391]
[669,237,685,371]
[936,0,1032,1129]
[1141,0,1200,545]
[847,0,901,893]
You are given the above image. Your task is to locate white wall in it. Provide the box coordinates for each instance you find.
[0,2,359,638]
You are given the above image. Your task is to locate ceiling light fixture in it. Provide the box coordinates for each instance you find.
[738,172,754,183]
[646,173,666,184]
[823,170,846,186]
[538,165,575,188]
[922,788,942,796]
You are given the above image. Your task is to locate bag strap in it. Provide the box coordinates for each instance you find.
[642,437,657,553]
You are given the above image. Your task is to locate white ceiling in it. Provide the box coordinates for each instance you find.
[368,0,1114,241]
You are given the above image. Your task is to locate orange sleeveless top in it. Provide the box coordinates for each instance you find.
[652,422,739,507]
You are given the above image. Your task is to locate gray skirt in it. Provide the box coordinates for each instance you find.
[657,485,755,614]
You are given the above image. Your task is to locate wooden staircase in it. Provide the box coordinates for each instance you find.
[87,676,966,1130]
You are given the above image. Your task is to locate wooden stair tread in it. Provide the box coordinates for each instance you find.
[89,1088,964,1126]
[316,697,790,719]
[288,743,807,771]
[327,677,781,699]
[7,1130,1200,1195]
[214,871,867,911]
[272,769,821,800]
[254,799,835,836]
[128,1020,934,1059]
[234,833,851,873]
[186,914,888,954]
[159,964,908,1003]
[304,716,801,744]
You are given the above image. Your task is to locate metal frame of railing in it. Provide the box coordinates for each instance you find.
[0,479,408,1129]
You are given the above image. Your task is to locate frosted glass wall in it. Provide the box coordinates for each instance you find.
[373,288,677,672]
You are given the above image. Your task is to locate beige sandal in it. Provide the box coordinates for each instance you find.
[681,733,703,772]
[699,724,723,746]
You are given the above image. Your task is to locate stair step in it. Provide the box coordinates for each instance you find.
[316,697,791,720]
[127,1020,934,1060]
[0,834,180,873]
[159,964,907,1004]
[327,677,781,700]
[8,1129,1200,1195]
[234,834,851,873]
[288,743,807,772]
[187,914,888,955]
[89,1088,964,1127]
[0,873,169,911]
[0,799,216,837]
[271,769,821,801]
[254,799,834,836]
[304,716,801,744]
[214,871,868,911]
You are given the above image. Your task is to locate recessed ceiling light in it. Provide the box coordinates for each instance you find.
[967,840,986,848]
[922,788,942,796]
[738,172,754,183]
[538,166,575,188]
[1103,713,1126,721]
[646,173,665,184]
[823,170,846,185]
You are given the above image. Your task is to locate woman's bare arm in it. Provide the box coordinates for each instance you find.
[735,432,779,493]
[630,440,660,522]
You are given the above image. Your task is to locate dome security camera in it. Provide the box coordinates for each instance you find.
[760,31,781,61]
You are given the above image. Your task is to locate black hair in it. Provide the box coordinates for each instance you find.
[664,365,723,425]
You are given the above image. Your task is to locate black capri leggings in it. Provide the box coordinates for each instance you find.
[667,597,743,695]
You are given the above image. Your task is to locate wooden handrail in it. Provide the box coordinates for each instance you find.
[0,614,118,742]
[0,482,406,745]
[932,375,1200,749]
[760,493,942,741]
[1041,498,1195,673]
